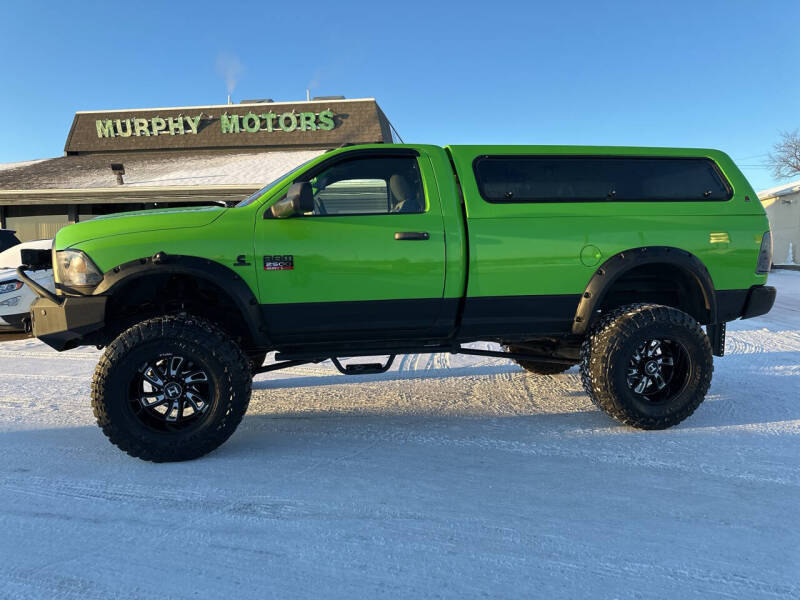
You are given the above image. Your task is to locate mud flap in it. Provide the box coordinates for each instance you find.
[707,322,726,357]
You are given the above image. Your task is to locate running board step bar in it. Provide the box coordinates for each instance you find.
[330,356,395,375]
[254,345,573,375]
[453,347,573,364]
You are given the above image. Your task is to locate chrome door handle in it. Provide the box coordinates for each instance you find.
[394,232,430,241]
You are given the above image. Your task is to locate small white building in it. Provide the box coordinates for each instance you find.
[758,180,800,265]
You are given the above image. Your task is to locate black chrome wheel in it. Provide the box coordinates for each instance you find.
[580,304,713,430]
[625,338,689,404]
[130,354,213,432]
[92,315,252,461]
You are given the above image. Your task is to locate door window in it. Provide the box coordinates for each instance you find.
[306,156,425,216]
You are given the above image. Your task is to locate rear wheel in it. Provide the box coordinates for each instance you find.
[580,304,712,429]
[503,344,575,375]
[91,314,252,462]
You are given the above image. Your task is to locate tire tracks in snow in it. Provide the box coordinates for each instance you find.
[3,475,206,504]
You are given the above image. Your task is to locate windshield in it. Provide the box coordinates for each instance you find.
[235,158,317,208]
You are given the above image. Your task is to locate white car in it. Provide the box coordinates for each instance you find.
[0,239,54,332]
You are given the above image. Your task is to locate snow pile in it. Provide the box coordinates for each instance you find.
[782,242,796,266]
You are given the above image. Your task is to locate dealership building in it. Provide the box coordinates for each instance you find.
[0,97,397,241]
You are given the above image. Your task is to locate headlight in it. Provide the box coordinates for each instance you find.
[0,280,23,295]
[56,250,103,287]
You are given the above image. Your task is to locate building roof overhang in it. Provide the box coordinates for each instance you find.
[0,185,260,205]
[758,179,800,200]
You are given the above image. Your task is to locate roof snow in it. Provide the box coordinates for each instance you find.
[0,150,324,191]
[758,179,800,200]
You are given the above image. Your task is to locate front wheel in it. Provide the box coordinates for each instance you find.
[580,304,713,429]
[91,314,252,462]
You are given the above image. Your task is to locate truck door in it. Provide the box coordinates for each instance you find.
[254,149,447,344]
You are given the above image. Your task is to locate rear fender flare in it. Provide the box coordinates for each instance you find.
[572,246,717,335]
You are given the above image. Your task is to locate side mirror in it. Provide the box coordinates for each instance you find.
[269,182,314,218]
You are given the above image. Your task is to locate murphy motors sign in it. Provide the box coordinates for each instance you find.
[94,109,336,138]
[64,99,391,153]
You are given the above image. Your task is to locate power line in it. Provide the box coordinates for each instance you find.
[734,152,768,160]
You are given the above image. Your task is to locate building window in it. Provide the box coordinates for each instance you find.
[4,205,70,241]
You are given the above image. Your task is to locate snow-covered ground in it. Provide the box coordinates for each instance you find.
[1,273,799,599]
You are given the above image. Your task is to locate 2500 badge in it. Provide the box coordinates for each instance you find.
[263,255,294,271]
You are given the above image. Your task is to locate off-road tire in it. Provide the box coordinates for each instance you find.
[580,303,713,429]
[503,345,575,375]
[91,314,252,462]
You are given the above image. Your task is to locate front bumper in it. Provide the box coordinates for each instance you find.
[28,295,107,351]
[16,265,107,351]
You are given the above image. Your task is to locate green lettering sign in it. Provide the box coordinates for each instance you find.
[133,118,150,136]
[185,115,201,134]
[299,112,316,131]
[94,110,337,140]
[318,109,335,131]
[95,119,115,138]
[151,117,167,136]
[115,119,132,137]
[278,112,298,132]
[261,112,276,132]
[220,113,240,134]
[168,117,185,135]
[242,112,260,133]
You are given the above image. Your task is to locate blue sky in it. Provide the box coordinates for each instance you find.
[1,0,797,191]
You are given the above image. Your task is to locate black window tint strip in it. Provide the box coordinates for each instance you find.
[472,156,733,203]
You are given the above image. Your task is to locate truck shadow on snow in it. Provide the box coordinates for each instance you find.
[0,350,796,464]
[252,362,537,390]
[246,351,800,433]
[1,380,798,467]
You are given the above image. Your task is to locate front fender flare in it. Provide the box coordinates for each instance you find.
[92,253,270,347]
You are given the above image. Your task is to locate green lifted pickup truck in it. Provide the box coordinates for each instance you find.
[19,144,776,461]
